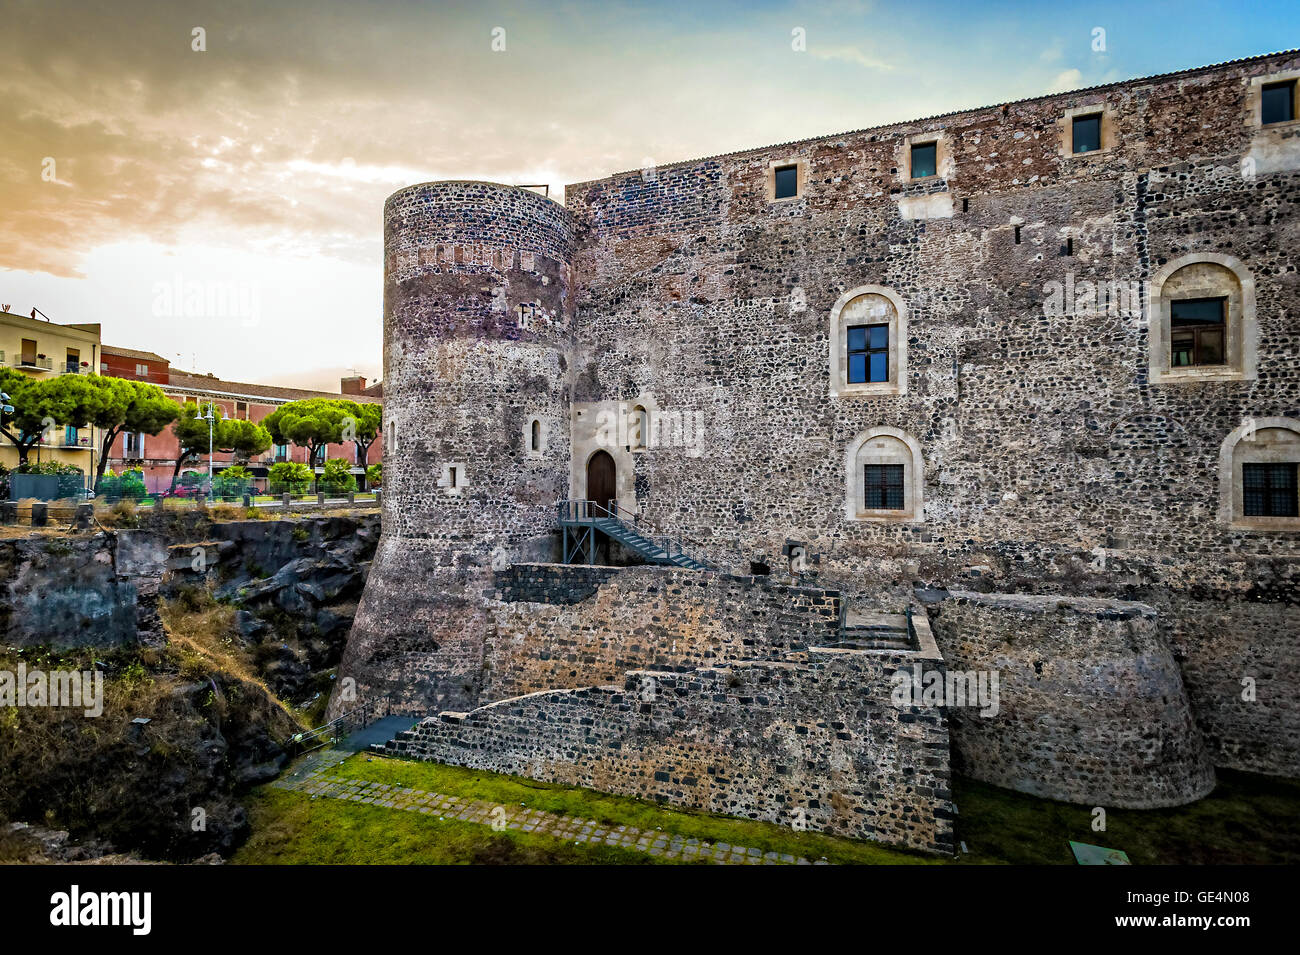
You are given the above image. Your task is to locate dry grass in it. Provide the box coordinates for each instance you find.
[158,589,302,725]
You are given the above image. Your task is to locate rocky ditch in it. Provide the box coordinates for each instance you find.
[0,510,379,862]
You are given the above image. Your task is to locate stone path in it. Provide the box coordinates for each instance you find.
[272,757,826,865]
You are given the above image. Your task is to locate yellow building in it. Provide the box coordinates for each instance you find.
[0,309,102,477]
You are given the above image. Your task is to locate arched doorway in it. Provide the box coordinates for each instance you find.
[587,450,616,513]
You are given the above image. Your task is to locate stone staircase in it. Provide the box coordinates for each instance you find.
[820,609,916,651]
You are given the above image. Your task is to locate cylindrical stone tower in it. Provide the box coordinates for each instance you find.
[331,182,575,718]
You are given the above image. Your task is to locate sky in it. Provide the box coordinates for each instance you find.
[1,0,1297,391]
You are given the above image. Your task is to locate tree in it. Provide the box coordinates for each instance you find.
[0,368,57,465]
[262,398,361,468]
[169,401,271,489]
[223,417,273,463]
[76,376,180,490]
[343,400,382,466]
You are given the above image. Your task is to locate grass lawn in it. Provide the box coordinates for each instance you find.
[233,754,939,865]
[232,754,1300,865]
[953,769,1300,865]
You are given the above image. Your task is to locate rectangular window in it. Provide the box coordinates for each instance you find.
[1170,297,1226,367]
[66,348,80,373]
[136,363,148,376]
[65,425,77,446]
[864,464,905,510]
[236,401,248,419]
[910,142,937,179]
[274,442,289,461]
[1243,463,1298,517]
[21,339,36,365]
[1072,114,1102,154]
[1262,80,1296,125]
[124,432,144,458]
[448,466,458,489]
[847,324,889,384]
[773,164,798,200]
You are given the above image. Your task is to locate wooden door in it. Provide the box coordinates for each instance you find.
[587,450,616,513]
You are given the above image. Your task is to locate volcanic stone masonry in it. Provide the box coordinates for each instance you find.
[335,50,1300,852]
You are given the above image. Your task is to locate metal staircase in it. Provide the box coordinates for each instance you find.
[558,500,712,570]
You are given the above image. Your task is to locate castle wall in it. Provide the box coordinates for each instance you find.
[560,52,1300,774]
[1166,596,1300,777]
[925,590,1216,807]
[383,652,955,854]
[340,53,1300,818]
[482,563,841,699]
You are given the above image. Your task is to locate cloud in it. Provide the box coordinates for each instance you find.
[810,45,896,71]
[1048,68,1085,93]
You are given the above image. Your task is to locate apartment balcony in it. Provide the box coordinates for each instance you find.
[3,353,54,372]
[61,362,91,375]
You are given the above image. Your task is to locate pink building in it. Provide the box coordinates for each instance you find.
[100,346,382,492]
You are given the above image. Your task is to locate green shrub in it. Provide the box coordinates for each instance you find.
[365,463,381,488]
[214,465,253,501]
[96,467,142,501]
[268,461,312,495]
[319,458,357,495]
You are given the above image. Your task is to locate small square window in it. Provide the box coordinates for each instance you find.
[774,164,798,200]
[1072,114,1102,154]
[910,142,937,179]
[1243,463,1298,517]
[864,464,905,510]
[847,324,889,384]
[1262,80,1296,125]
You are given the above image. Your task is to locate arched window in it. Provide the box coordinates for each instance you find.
[630,405,649,451]
[845,427,924,522]
[1218,417,1300,527]
[1149,253,1256,384]
[829,285,908,397]
[524,417,545,458]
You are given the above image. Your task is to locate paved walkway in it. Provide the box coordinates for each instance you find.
[273,756,825,865]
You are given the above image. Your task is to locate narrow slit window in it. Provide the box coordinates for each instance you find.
[1243,463,1298,517]
[448,466,458,489]
[774,164,798,200]
[1072,114,1102,153]
[864,464,905,510]
[910,142,937,179]
[1014,225,1022,244]
[1170,297,1226,367]
[530,419,541,451]
[1262,80,1296,125]
[847,324,889,384]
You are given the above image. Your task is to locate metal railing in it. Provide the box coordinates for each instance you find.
[287,699,376,756]
[558,499,715,569]
[12,356,53,371]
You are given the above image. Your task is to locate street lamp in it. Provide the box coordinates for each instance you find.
[202,404,229,501]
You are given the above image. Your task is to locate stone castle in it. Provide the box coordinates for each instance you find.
[332,50,1300,853]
